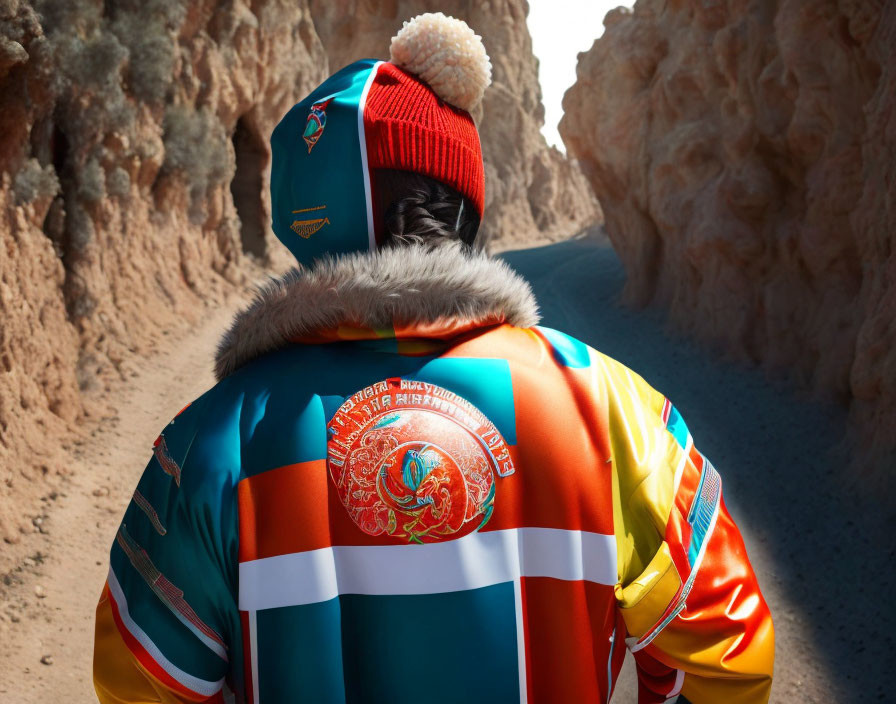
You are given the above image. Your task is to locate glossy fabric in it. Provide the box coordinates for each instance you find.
[94,321,773,703]
[270,60,380,266]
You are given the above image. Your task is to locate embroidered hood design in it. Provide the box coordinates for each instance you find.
[215,243,540,380]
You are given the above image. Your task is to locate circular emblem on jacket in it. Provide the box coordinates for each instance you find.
[327,377,515,544]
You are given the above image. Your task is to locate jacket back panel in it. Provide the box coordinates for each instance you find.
[229,324,622,703]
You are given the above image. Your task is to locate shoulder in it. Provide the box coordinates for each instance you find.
[149,350,295,493]
[169,345,338,484]
[512,324,664,408]
[455,323,595,369]
[145,385,239,500]
[532,325,597,369]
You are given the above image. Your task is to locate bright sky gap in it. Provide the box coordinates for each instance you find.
[526,1,634,152]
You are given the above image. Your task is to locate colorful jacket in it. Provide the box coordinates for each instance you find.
[93,243,774,703]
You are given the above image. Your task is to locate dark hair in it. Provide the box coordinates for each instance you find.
[373,169,481,248]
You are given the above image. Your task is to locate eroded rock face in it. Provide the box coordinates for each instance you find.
[1,0,81,545]
[561,0,895,471]
[309,0,600,248]
[1,0,597,548]
[848,1,896,472]
[0,0,328,545]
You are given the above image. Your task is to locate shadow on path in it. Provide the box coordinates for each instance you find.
[501,234,892,703]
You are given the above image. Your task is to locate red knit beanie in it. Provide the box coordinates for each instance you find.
[364,13,492,219]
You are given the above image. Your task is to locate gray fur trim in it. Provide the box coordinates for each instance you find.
[215,243,540,379]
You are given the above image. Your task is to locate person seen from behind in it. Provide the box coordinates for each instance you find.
[93,13,774,703]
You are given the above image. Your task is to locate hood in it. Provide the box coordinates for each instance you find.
[215,242,540,380]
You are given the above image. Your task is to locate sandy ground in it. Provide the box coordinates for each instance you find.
[1,232,892,702]
[0,302,235,703]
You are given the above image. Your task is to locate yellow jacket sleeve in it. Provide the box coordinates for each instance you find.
[596,351,774,703]
[94,582,219,703]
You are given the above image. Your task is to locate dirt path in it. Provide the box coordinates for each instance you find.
[0,303,235,703]
[1,234,890,702]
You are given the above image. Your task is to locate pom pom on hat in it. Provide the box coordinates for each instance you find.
[389,12,492,113]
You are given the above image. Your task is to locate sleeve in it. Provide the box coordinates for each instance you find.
[93,398,240,704]
[597,352,774,703]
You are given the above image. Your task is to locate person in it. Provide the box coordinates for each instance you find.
[93,13,774,704]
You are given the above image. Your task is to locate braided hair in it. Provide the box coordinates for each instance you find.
[374,169,481,249]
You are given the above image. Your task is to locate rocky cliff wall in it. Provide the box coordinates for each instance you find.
[561,0,895,471]
[0,0,329,545]
[0,0,597,547]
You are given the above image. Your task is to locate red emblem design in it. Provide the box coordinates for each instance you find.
[327,378,515,544]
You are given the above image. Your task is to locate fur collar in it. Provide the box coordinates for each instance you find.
[215,243,540,380]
